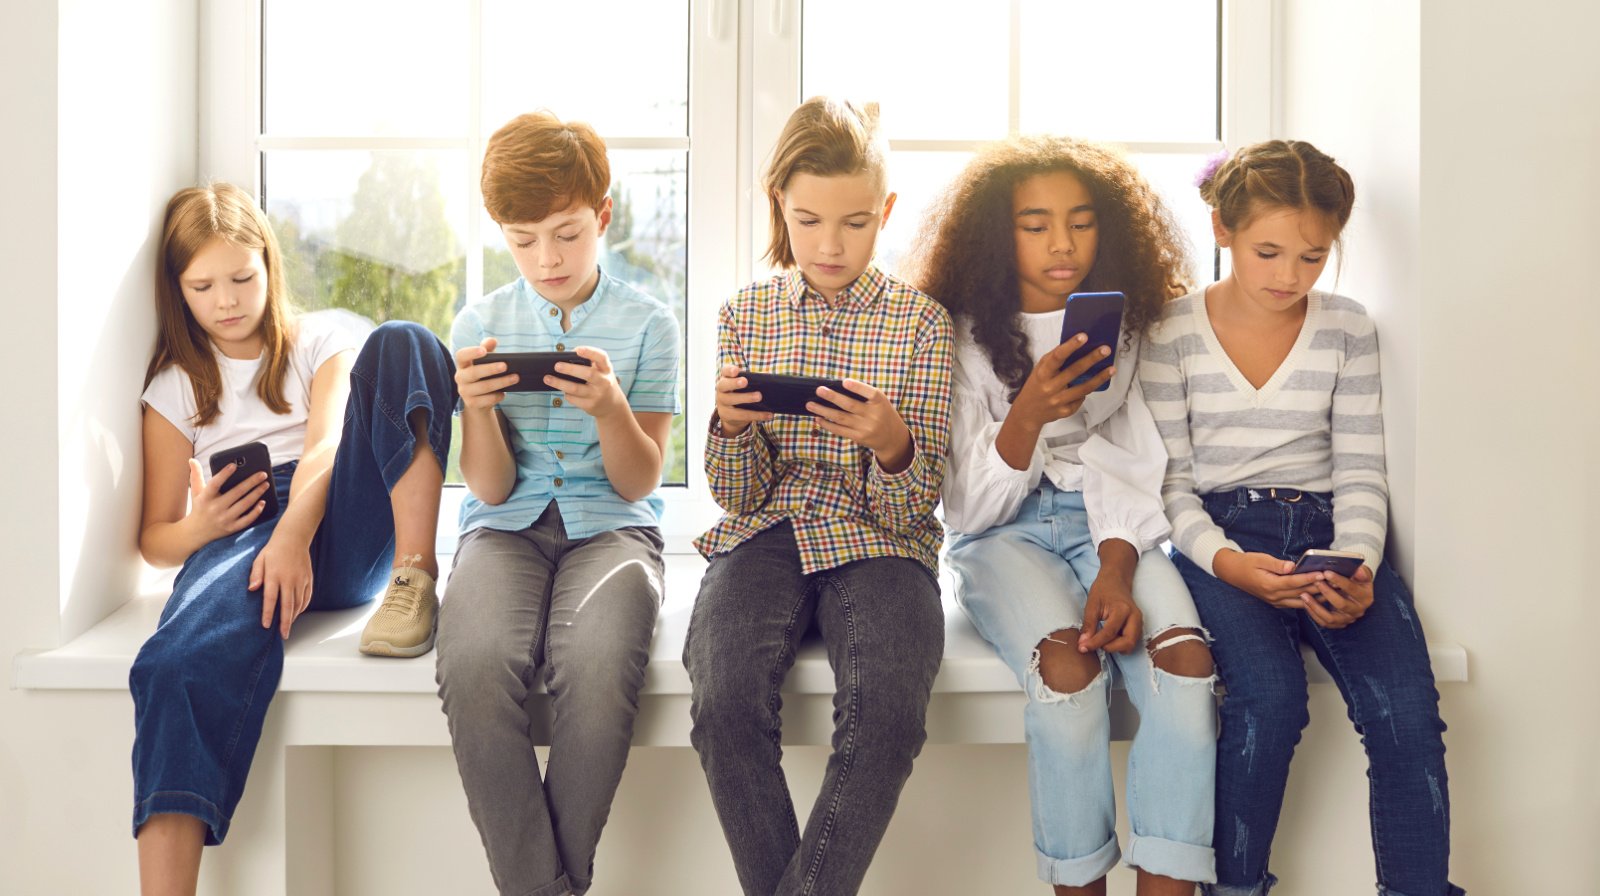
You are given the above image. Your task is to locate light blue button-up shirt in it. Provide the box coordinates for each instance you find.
[450,268,681,539]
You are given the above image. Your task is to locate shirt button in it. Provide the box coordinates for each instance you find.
[552,398,563,407]
[548,307,559,317]
[554,477,564,487]
[555,342,565,351]
[554,450,564,460]
[804,499,815,512]
[821,325,832,336]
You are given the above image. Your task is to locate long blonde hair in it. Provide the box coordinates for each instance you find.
[761,97,889,268]
[145,183,295,427]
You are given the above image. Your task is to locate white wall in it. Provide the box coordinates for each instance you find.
[1415,0,1600,891]
[6,2,1600,894]
[0,0,196,892]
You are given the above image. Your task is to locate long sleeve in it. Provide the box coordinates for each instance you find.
[1080,378,1172,553]
[704,300,779,514]
[862,304,953,534]
[1140,325,1240,576]
[939,354,1044,536]
[1328,313,1389,571]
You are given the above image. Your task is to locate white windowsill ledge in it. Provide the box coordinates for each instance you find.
[13,554,1469,746]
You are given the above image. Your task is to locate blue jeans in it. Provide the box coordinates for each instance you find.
[1175,488,1462,896]
[947,484,1217,887]
[685,522,944,896]
[129,321,455,844]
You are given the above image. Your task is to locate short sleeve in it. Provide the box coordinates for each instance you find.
[140,365,198,446]
[630,305,682,414]
[296,309,369,375]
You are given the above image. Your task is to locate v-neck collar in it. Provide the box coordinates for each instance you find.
[1196,287,1322,403]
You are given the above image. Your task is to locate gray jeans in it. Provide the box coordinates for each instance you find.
[685,522,944,896]
[436,503,664,896]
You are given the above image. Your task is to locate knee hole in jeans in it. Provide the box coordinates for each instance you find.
[1147,628,1214,678]
[1034,629,1100,695]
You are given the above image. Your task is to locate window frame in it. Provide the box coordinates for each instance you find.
[199,0,1272,554]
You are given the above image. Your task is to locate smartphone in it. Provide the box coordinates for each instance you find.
[207,440,280,524]
[473,351,593,393]
[733,372,868,417]
[1058,291,1126,391]
[1291,549,1365,578]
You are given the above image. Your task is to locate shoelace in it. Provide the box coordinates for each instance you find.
[378,574,422,618]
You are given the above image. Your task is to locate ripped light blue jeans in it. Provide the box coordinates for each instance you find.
[947,483,1217,887]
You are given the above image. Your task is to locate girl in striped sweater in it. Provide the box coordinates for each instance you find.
[1139,140,1461,896]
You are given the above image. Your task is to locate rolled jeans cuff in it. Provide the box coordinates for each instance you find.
[1037,833,1120,888]
[1126,831,1216,884]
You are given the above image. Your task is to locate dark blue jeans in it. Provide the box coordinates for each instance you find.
[129,321,455,844]
[685,522,944,896]
[1174,489,1462,896]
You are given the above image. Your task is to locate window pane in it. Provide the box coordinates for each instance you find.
[1019,0,1218,142]
[264,0,470,135]
[264,150,471,479]
[481,151,689,485]
[1129,152,1216,284]
[875,151,977,279]
[803,1,1009,140]
[481,0,688,136]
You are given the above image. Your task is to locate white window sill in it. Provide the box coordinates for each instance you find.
[14,553,1468,747]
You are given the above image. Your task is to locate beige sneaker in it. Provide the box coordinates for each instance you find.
[359,566,439,657]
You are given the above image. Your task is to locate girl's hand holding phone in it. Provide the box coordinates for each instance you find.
[807,379,915,474]
[1011,335,1116,430]
[713,364,775,437]
[1213,549,1330,609]
[545,346,626,419]
[185,458,271,542]
[1300,566,1375,629]
[455,337,518,411]
[250,534,314,639]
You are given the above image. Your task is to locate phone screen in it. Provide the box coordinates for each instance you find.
[1058,291,1125,391]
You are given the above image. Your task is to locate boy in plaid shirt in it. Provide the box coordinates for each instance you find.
[685,97,953,896]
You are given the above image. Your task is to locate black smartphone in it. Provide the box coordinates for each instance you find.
[207,440,279,524]
[1058,291,1126,391]
[734,372,867,417]
[1291,549,1365,578]
[473,351,593,392]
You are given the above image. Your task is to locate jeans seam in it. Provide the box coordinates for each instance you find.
[219,629,275,773]
[800,571,861,894]
[768,577,812,843]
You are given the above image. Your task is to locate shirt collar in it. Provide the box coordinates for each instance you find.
[782,264,888,313]
[521,266,608,329]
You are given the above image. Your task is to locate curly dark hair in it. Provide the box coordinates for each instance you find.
[902,135,1193,397]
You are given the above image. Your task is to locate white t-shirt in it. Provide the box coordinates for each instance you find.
[941,311,1171,553]
[141,310,369,478]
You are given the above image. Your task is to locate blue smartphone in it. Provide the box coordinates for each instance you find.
[1058,291,1125,392]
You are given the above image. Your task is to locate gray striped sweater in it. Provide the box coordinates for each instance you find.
[1139,288,1388,575]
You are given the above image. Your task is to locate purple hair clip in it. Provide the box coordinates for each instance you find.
[1194,149,1229,188]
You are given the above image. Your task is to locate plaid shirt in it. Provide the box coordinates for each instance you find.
[694,265,953,575]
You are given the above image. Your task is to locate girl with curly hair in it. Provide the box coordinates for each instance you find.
[1142,140,1461,896]
[904,135,1216,895]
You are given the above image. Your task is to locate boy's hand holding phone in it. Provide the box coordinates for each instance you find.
[185,457,271,542]
[455,337,518,411]
[713,364,776,437]
[544,346,626,419]
[807,379,915,474]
